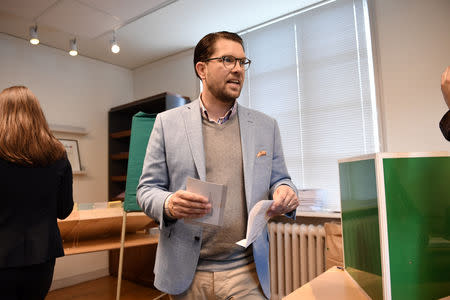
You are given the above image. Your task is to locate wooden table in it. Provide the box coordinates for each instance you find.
[283,267,371,300]
[58,207,158,255]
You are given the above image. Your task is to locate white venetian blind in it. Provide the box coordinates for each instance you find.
[238,0,379,210]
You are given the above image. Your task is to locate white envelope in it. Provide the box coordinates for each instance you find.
[184,177,227,226]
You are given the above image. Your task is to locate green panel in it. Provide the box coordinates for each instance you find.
[124,112,156,212]
[339,159,383,300]
[383,157,450,300]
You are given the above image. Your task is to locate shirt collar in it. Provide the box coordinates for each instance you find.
[199,96,238,125]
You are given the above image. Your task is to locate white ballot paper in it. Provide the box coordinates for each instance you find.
[236,200,272,248]
[185,177,227,226]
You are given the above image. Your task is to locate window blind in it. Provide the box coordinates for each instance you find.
[238,0,379,210]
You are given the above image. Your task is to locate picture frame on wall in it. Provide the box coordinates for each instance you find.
[59,139,81,172]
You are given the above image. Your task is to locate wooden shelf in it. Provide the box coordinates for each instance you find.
[58,207,157,255]
[111,175,127,182]
[111,197,125,202]
[63,232,158,255]
[108,93,190,203]
[107,93,190,286]
[110,129,131,139]
[73,170,87,175]
[111,152,129,160]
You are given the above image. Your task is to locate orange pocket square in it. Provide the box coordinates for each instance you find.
[256,150,267,157]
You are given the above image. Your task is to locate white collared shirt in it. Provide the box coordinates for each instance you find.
[199,97,238,125]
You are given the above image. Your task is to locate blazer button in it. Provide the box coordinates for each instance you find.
[194,236,200,241]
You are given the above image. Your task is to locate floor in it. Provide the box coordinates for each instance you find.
[46,276,170,300]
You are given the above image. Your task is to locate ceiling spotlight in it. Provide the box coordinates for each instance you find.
[69,38,78,56]
[29,25,39,45]
[110,31,120,54]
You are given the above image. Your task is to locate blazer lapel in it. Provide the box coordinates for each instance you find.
[182,99,206,181]
[238,104,256,210]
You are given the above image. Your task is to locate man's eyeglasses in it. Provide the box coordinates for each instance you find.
[205,55,251,71]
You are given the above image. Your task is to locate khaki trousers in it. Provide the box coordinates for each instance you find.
[169,262,267,300]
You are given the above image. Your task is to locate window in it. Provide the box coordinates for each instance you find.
[238,0,379,211]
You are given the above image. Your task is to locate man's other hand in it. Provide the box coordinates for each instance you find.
[267,185,299,217]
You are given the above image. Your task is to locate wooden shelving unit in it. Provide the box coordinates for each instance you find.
[63,232,159,255]
[107,92,189,286]
[111,152,129,160]
[108,92,189,202]
[58,208,158,255]
[57,207,161,292]
[110,129,131,139]
[111,175,127,182]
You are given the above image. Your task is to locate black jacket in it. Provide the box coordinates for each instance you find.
[440,110,450,141]
[0,157,73,268]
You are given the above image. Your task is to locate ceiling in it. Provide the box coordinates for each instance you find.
[0,0,322,70]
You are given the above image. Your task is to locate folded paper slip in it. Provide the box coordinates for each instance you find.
[236,200,272,248]
[184,177,227,226]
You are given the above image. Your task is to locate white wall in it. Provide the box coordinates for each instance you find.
[0,33,134,287]
[371,0,450,152]
[133,49,200,100]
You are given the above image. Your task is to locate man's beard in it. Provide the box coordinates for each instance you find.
[206,81,241,104]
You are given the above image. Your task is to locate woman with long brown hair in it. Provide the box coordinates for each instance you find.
[0,86,74,299]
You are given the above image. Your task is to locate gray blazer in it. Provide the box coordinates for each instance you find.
[137,99,297,298]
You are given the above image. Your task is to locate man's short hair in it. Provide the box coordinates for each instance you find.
[193,31,244,79]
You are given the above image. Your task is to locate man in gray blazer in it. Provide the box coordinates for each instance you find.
[137,31,299,300]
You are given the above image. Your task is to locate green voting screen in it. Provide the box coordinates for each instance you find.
[339,154,450,300]
[383,157,450,300]
[339,158,383,300]
[124,112,157,212]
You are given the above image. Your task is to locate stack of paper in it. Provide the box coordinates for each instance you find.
[297,189,327,211]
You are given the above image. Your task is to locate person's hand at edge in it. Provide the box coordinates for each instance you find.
[441,66,450,109]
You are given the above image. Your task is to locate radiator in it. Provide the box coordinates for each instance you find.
[269,222,326,300]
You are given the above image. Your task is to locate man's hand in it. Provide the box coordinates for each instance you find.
[166,190,211,219]
[442,66,450,109]
[267,185,299,217]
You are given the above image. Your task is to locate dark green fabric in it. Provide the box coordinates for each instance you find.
[383,157,450,300]
[339,159,382,300]
[124,112,156,212]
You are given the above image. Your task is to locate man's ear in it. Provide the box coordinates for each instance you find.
[196,62,206,80]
